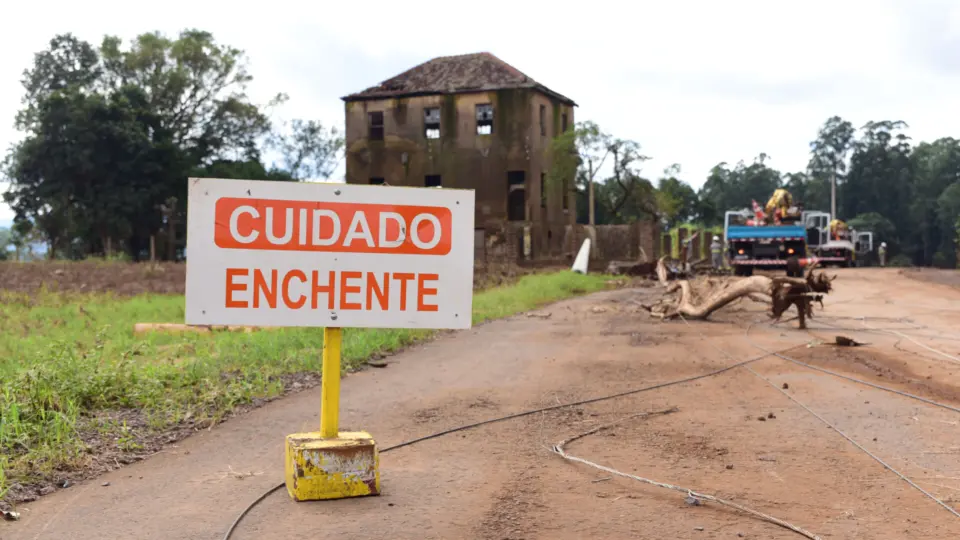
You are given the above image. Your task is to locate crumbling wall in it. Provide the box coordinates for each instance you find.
[476,220,658,270]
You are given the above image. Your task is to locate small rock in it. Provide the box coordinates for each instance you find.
[767,412,776,419]
[2,509,20,521]
[39,485,56,496]
[726,464,734,470]
[694,526,704,531]
[102,482,111,487]
[685,495,701,506]
[61,480,71,488]
[758,455,777,462]
[757,416,766,422]
[738,534,745,538]
[368,360,388,368]
[388,503,394,507]
[782,383,789,389]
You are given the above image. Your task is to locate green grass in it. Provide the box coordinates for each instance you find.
[0,271,611,496]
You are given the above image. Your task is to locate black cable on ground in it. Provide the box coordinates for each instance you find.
[751,344,960,415]
[221,345,803,540]
[746,317,960,414]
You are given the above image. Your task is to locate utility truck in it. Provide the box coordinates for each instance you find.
[723,189,873,276]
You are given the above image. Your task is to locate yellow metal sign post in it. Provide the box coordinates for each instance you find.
[284,328,381,501]
[320,328,342,438]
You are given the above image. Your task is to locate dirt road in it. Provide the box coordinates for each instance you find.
[4,268,960,539]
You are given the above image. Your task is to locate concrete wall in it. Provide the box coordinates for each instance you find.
[478,221,659,269]
[343,90,575,234]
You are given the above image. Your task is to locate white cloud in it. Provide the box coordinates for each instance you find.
[1,0,958,222]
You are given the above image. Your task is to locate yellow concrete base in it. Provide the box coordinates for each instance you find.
[284,431,380,501]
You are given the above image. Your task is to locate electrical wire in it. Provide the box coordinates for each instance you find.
[858,320,960,364]
[745,364,960,519]
[551,409,822,539]
[745,318,960,414]
[224,308,960,539]
[679,314,960,520]
[221,345,802,540]
[750,344,960,415]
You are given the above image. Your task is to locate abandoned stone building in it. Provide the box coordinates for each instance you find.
[341,52,577,256]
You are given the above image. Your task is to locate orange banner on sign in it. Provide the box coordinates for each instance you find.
[214,197,452,255]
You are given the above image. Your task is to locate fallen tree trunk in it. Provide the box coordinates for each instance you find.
[641,258,835,328]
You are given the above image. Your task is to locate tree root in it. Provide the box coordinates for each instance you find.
[640,258,835,329]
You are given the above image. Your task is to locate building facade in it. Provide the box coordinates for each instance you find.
[341,53,577,249]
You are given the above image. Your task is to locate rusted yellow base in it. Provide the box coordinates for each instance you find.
[284,431,380,501]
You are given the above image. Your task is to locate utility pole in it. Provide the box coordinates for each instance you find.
[830,170,837,220]
[588,159,596,226]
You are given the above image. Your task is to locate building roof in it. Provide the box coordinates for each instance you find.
[341,52,577,106]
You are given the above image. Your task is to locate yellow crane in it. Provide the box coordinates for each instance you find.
[829,219,849,240]
[764,188,793,216]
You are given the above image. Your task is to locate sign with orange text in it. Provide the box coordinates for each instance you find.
[185,177,475,329]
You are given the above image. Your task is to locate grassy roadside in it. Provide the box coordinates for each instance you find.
[0,271,613,502]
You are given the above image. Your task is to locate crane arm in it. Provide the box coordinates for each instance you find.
[764,188,793,216]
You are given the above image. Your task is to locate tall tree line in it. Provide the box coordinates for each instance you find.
[2,31,343,261]
[555,117,960,268]
[3,32,959,267]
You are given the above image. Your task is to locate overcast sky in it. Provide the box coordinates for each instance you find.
[2,0,959,228]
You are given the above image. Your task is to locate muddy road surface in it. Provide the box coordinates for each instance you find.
[4,268,960,539]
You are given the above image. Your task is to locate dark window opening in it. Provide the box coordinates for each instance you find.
[539,105,546,136]
[368,111,384,141]
[507,170,525,221]
[562,178,569,210]
[476,104,493,135]
[369,177,385,185]
[425,174,442,188]
[540,172,547,208]
[424,107,440,139]
[561,113,568,133]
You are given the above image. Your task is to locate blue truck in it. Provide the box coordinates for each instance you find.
[724,209,810,277]
[726,224,807,277]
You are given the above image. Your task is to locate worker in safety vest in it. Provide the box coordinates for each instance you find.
[878,242,887,267]
[710,235,723,269]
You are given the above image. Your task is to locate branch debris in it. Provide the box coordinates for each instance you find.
[637,257,835,329]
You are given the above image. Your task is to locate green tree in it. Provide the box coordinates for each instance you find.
[808,116,855,219]
[15,34,101,131]
[3,30,305,260]
[4,85,175,259]
[844,120,914,259]
[655,164,698,229]
[98,30,275,165]
[547,120,613,225]
[267,119,345,180]
[911,139,960,265]
[937,182,960,267]
[696,154,782,226]
[0,227,11,260]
